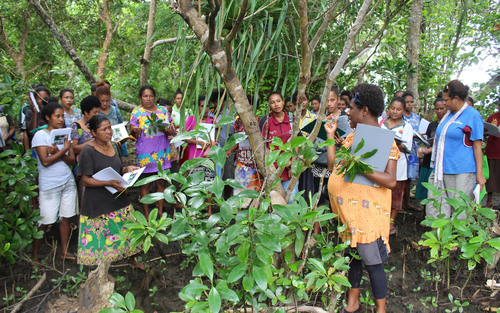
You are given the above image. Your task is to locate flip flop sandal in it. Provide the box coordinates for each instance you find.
[390,226,397,236]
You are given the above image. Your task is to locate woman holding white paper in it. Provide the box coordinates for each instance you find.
[130,85,175,220]
[324,83,400,313]
[31,102,77,264]
[380,97,413,235]
[77,115,143,269]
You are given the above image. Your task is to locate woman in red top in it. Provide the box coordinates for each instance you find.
[259,92,298,202]
[485,99,500,207]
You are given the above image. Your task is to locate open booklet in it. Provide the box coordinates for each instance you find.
[49,128,72,154]
[484,122,500,138]
[92,167,146,194]
[111,122,136,143]
[343,124,396,187]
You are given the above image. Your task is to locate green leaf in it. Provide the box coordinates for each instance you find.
[227,263,248,283]
[199,253,214,281]
[331,274,352,288]
[242,274,254,291]
[108,293,126,309]
[216,284,239,302]
[216,116,233,127]
[208,287,221,313]
[212,176,224,199]
[125,292,136,311]
[487,237,500,250]
[140,192,164,205]
[223,133,248,150]
[99,308,125,313]
[295,229,304,257]
[220,202,233,223]
[277,152,292,168]
[209,145,226,168]
[354,138,365,153]
[143,236,152,253]
[431,219,449,229]
[360,149,378,159]
[478,207,495,220]
[252,265,268,290]
[256,245,272,265]
[155,232,169,245]
[237,241,250,263]
[266,150,281,166]
[291,136,308,148]
[163,186,176,204]
[308,258,327,274]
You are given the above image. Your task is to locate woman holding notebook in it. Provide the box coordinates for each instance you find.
[324,83,400,313]
[77,115,143,270]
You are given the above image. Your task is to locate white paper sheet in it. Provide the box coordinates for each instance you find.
[336,115,353,138]
[29,92,40,113]
[49,128,72,152]
[93,167,146,194]
[418,119,430,134]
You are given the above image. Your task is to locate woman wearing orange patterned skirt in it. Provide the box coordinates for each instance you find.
[324,83,400,313]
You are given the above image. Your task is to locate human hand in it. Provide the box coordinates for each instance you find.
[124,166,140,173]
[109,180,126,192]
[334,132,343,146]
[63,136,73,150]
[29,102,38,113]
[477,173,486,192]
[324,114,338,139]
[225,149,233,158]
[47,143,59,155]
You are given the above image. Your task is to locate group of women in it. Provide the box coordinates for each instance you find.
[19,77,496,311]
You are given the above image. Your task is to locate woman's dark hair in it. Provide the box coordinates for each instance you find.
[340,90,352,101]
[41,102,63,122]
[468,96,474,105]
[174,88,182,98]
[95,85,111,98]
[157,98,172,106]
[350,83,385,117]
[311,96,321,102]
[443,80,468,101]
[34,86,51,98]
[267,91,283,102]
[402,91,414,99]
[331,84,339,97]
[139,85,156,98]
[434,92,444,105]
[292,91,309,105]
[80,95,102,114]
[390,97,406,109]
[88,115,110,133]
[59,89,74,98]
[198,95,206,106]
[46,97,59,104]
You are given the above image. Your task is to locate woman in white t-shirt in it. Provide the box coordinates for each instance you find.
[380,97,413,235]
[31,102,77,264]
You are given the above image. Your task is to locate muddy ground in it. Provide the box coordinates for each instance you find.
[1,179,499,312]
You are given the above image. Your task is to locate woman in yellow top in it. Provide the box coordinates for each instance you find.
[324,83,400,313]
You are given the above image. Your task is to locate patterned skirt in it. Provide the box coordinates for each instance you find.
[234,163,262,195]
[77,205,141,266]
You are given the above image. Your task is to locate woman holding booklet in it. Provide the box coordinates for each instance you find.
[31,102,77,264]
[77,115,144,269]
[130,85,175,220]
[324,83,400,313]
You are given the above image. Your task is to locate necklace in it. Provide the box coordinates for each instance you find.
[95,142,110,152]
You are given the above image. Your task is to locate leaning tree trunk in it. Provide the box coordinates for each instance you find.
[140,0,157,87]
[406,0,423,110]
[28,0,96,84]
[0,13,29,80]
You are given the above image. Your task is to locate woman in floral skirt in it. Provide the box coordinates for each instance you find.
[77,115,143,269]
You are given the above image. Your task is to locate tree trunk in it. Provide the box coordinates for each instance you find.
[0,13,30,80]
[140,0,157,87]
[97,0,118,81]
[407,0,423,110]
[28,0,96,84]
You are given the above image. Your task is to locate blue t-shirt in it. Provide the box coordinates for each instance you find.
[403,111,420,155]
[434,107,484,174]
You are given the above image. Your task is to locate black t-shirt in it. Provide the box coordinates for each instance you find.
[77,144,130,217]
[423,121,438,168]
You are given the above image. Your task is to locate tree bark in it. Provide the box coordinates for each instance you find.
[477,73,500,99]
[140,0,157,87]
[406,0,423,110]
[0,12,30,79]
[28,0,97,84]
[97,0,118,81]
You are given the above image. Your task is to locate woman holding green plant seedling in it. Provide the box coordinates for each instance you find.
[324,83,400,313]
[77,115,144,270]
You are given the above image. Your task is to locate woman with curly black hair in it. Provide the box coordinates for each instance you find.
[324,83,399,313]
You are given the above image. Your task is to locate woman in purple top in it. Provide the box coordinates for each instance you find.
[130,85,175,220]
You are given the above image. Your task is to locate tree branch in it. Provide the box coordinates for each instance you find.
[224,0,248,76]
[309,0,339,50]
[151,35,197,49]
[28,0,97,83]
